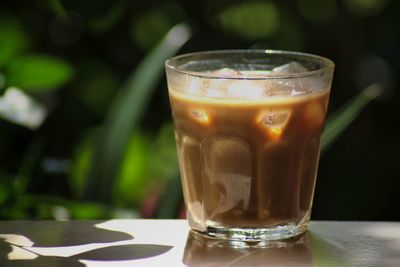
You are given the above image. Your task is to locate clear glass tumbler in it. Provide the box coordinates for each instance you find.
[165,50,334,241]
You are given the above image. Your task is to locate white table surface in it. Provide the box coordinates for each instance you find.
[0,220,399,266]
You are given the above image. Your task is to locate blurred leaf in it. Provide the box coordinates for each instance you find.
[150,123,181,218]
[0,15,30,68]
[117,132,151,204]
[155,174,182,219]
[75,60,119,115]
[344,0,388,17]
[59,0,126,33]
[0,74,4,89]
[6,54,74,92]
[0,185,8,205]
[83,23,191,202]
[298,0,337,23]
[70,131,96,197]
[150,123,179,179]
[37,203,58,219]
[132,10,173,51]
[217,2,280,40]
[17,194,113,219]
[131,2,184,51]
[274,14,304,51]
[14,135,45,196]
[72,130,152,204]
[69,202,107,219]
[46,0,69,20]
[111,208,139,219]
[3,208,29,219]
[322,84,382,153]
[0,174,11,205]
[89,0,127,34]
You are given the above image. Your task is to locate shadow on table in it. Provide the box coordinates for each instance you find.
[0,221,172,266]
[182,231,347,267]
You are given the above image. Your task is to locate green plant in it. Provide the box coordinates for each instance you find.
[82,23,191,202]
[0,0,390,220]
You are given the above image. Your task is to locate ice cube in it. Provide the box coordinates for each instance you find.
[256,108,291,140]
[271,62,308,75]
[257,109,291,128]
[201,68,241,98]
[267,78,311,96]
[185,76,202,95]
[206,68,242,98]
[203,79,226,98]
[226,80,264,99]
[265,62,313,96]
[263,80,294,97]
[190,109,210,125]
[210,67,242,77]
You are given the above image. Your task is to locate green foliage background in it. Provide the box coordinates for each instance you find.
[0,0,398,220]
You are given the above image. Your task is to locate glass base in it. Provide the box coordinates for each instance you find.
[200,222,308,242]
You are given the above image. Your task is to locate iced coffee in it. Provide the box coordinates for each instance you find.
[165,50,334,241]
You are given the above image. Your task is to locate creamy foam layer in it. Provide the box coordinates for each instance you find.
[169,87,329,107]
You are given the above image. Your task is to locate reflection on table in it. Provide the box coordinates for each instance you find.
[183,230,347,267]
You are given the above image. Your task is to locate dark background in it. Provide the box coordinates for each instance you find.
[0,0,398,220]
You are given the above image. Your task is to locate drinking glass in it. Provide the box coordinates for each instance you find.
[165,50,334,241]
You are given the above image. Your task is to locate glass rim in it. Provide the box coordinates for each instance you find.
[165,49,335,80]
